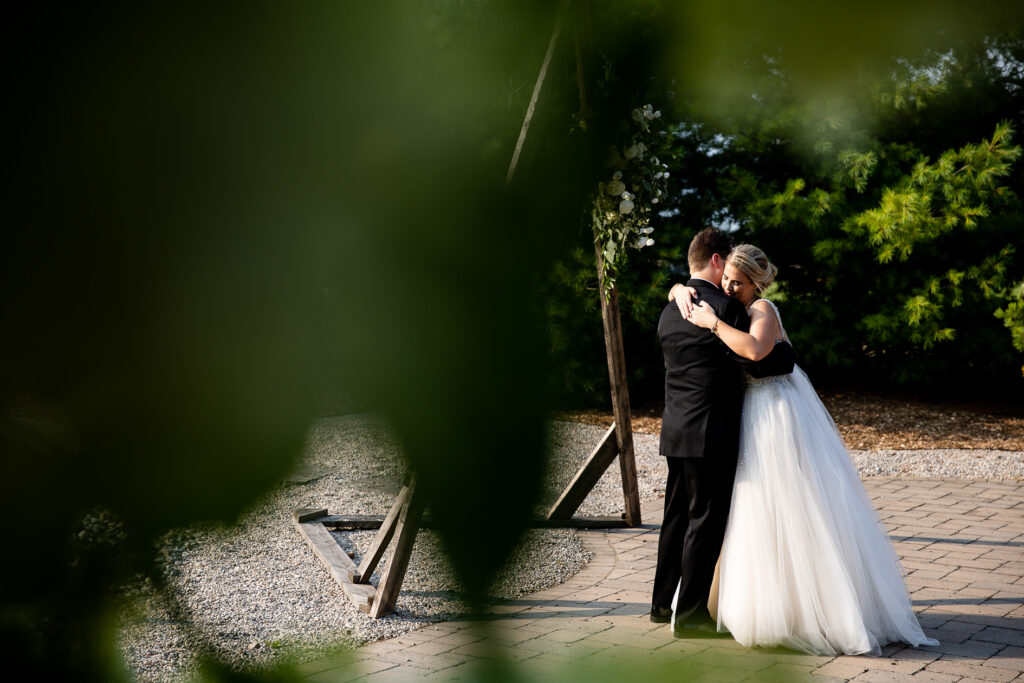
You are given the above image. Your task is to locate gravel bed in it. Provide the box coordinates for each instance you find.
[544,424,1024,514]
[119,415,599,682]
[117,416,1024,681]
[849,448,1024,479]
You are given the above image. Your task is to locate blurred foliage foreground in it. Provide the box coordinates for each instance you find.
[3,1,1023,680]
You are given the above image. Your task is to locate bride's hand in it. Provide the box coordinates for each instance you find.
[688,301,719,330]
[669,284,698,318]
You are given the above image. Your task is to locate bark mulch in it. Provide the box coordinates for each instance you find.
[556,389,1023,451]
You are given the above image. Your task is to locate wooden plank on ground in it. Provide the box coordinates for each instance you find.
[294,519,375,613]
[322,514,632,530]
[320,515,386,529]
[343,583,376,613]
[370,480,425,618]
[294,508,329,523]
[351,485,409,583]
[321,515,439,530]
[296,520,357,576]
[546,423,619,520]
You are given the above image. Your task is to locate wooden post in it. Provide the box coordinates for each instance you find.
[594,247,642,527]
[530,0,642,527]
[574,0,640,527]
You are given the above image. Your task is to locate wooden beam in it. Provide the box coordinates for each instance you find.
[320,514,439,530]
[295,519,357,577]
[350,484,409,583]
[594,247,642,527]
[370,480,425,618]
[546,423,618,520]
[569,1,641,526]
[317,513,634,530]
[294,508,328,523]
[505,0,569,185]
[344,583,376,613]
[294,519,376,613]
[319,515,393,530]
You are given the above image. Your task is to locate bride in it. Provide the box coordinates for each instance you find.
[670,244,938,656]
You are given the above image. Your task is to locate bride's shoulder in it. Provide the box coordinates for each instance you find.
[750,298,783,324]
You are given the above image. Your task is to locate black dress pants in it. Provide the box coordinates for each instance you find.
[651,454,736,623]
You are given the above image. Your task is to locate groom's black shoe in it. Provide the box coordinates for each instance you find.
[650,606,673,623]
[673,617,724,639]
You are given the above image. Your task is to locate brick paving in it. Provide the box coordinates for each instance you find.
[298,478,1024,681]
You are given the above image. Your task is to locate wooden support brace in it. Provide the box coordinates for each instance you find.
[370,478,425,618]
[350,483,409,583]
[505,0,569,185]
[546,423,619,520]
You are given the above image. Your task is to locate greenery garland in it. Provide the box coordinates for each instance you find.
[592,104,670,296]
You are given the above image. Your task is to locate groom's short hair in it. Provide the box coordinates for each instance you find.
[687,227,732,272]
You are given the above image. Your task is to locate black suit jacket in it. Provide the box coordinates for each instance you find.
[658,279,748,459]
[657,279,793,459]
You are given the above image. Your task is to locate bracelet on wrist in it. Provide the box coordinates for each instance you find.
[711,319,719,336]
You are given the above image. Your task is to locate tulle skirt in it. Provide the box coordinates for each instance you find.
[715,366,938,655]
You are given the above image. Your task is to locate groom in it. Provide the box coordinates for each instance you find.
[651,228,786,636]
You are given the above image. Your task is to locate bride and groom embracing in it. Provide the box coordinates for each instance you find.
[650,227,938,656]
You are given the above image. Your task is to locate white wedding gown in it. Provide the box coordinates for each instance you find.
[714,301,938,655]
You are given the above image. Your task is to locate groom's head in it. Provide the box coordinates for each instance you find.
[687,227,732,282]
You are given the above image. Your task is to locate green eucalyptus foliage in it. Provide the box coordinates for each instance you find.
[591,104,670,295]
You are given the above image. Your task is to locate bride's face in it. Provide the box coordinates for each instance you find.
[722,263,756,305]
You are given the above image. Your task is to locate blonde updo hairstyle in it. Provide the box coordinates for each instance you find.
[727,244,778,294]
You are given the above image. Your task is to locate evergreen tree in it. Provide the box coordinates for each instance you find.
[547,37,1024,403]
